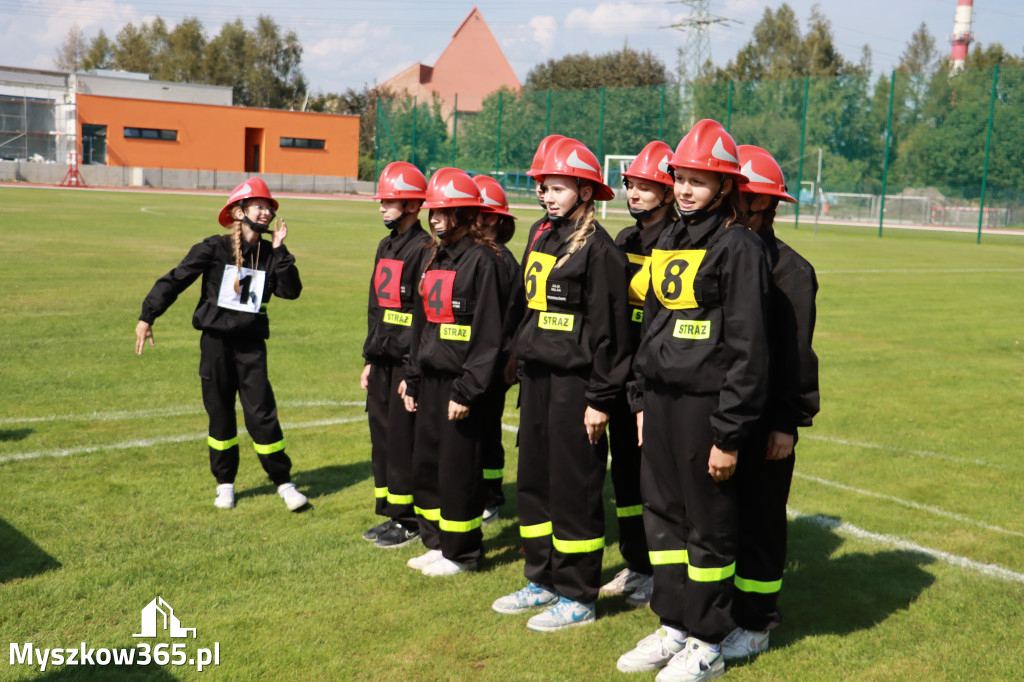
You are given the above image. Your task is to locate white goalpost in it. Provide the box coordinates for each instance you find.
[601,154,636,220]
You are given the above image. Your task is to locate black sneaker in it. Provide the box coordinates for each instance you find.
[362,519,395,542]
[374,522,420,549]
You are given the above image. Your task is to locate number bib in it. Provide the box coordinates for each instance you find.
[524,252,557,311]
[626,253,652,308]
[374,258,404,309]
[422,270,457,323]
[217,265,266,313]
[651,249,706,310]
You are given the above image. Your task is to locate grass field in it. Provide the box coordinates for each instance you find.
[2,185,1023,681]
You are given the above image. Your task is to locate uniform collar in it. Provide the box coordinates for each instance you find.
[387,220,427,249]
[438,230,473,261]
[639,208,676,252]
[683,204,733,246]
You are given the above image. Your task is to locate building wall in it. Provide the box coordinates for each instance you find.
[77,94,359,177]
[77,72,232,106]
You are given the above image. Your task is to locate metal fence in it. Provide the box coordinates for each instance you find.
[376,65,1024,242]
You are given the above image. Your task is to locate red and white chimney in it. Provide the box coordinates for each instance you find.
[949,0,974,73]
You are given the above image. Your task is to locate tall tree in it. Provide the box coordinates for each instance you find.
[244,15,306,109]
[156,18,207,82]
[112,23,155,74]
[54,24,88,71]
[524,47,671,91]
[82,30,113,71]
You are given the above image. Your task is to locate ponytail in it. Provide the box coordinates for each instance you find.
[555,200,596,269]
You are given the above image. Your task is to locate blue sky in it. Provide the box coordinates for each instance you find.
[1,1,1021,94]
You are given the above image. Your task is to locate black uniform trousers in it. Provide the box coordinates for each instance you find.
[412,371,484,564]
[733,423,795,632]
[641,385,737,643]
[518,363,606,604]
[477,381,508,509]
[366,360,417,525]
[608,395,652,575]
[199,331,291,486]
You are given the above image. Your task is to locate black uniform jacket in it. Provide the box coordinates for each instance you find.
[614,208,676,356]
[363,221,434,363]
[140,233,301,339]
[493,242,522,381]
[634,205,770,452]
[404,234,503,407]
[761,232,820,435]
[512,215,632,414]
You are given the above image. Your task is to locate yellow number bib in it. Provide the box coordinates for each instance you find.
[524,252,557,311]
[626,253,652,308]
[651,249,706,310]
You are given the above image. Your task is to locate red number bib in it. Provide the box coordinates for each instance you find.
[422,270,456,323]
[374,259,404,309]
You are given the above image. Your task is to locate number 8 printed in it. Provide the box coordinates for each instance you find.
[651,249,706,310]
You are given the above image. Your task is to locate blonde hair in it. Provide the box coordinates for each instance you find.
[555,198,596,269]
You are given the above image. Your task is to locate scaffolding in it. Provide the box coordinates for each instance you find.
[0,94,63,162]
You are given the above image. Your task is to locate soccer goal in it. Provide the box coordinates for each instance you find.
[601,154,635,220]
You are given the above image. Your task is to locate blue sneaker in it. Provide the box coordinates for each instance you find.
[526,597,596,632]
[491,582,558,614]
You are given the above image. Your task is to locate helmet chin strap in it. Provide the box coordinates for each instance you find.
[628,185,673,222]
[679,182,725,222]
[239,199,275,234]
[548,180,586,227]
[383,200,414,231]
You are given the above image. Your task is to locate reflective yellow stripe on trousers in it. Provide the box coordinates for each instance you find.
[552,536,604,553]
[734,575,783,594]
[649,549,689,566]
[387,492,413,505]
[253,439,286,455]
[414,506,441,521]
[207,436,239,450]
[616,504,643,518]
[439,517,482,532]
[688,561,736,582]
[520,521,552,539]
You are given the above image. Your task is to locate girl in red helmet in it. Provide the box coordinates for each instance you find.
[492,138,632,631]
[135,178,307,512]
[617,120,769,682]
[720,145,819,661]
[361,161,434,549]
[600,140,678,608]
[400,168,504,576]
[472,174,521,524]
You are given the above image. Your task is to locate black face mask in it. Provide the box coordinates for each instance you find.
[384,217,403,231]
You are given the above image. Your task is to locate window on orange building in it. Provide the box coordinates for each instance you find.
[280,137,325,150]
[124,127,178,141]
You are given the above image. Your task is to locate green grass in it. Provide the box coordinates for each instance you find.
[1,187,1023,681]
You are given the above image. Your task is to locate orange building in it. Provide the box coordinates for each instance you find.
[380,6,520,123]
[76,94,359,177]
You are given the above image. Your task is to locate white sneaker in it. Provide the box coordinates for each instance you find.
[721,627,769,660]
[655,638,724,682]
[625,575,655,607]
[601,567,650,596]
[492,582,559,614]
[421,556,477,577]
[407,549,443,570]
[277,482,308,511]
[482,507,499,525]
[617,627,687,673]
[214,483,235,509]
[526,597,596,632]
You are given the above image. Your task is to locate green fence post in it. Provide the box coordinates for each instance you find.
[451,93,458,167]
[374,98,380,192]
[977,64,999,244]
[878,70,896,238]
[411,98,418,168]
[725,80,734,132]
[495,90,503,175]
[794,76,810,230]
[378,99,399,162]
[598,87,606,164]
[546,89,552,136]
[659,83,666,142]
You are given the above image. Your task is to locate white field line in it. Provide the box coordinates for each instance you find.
[0,400,364,426]
[801,433,1015,471]
[817,267,1024,275]
[794,472,1024,538]
[789,508,1024,585]
[0,417,364,464]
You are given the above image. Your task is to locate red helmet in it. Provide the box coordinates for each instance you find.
[669,119,748,183]
[219,177,278,227]
[473,175,516,218]
[538,138,616,202]
[526,134,566,178]
[422,168,482,210]
[373,161,427,201]
[737,145,796,203]
[623,140,674,188]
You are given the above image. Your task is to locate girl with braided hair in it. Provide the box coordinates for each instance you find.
[135,178,307,512]
[491,138,632,631]
[400,168,504,577]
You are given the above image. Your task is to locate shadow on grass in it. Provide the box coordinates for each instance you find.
[0,518,61,583]
[0,428,33,442]
[30,664,179,680]
[763,514,937,653]
[235,461,373,504]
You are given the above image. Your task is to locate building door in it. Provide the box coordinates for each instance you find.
[81,124,107,165]
[245,128,264,173]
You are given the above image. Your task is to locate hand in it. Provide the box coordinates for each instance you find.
[135,321,154,355]
[397,379,407,399]
[636,411,644,447]
[403,395,417,413]
[360,364,371,390]
[448,400,469,421]
[272,218,288,248]
[708,446,737,482]
[584,406,609,445]
[766,430,795,460]
[503,354,519,386]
